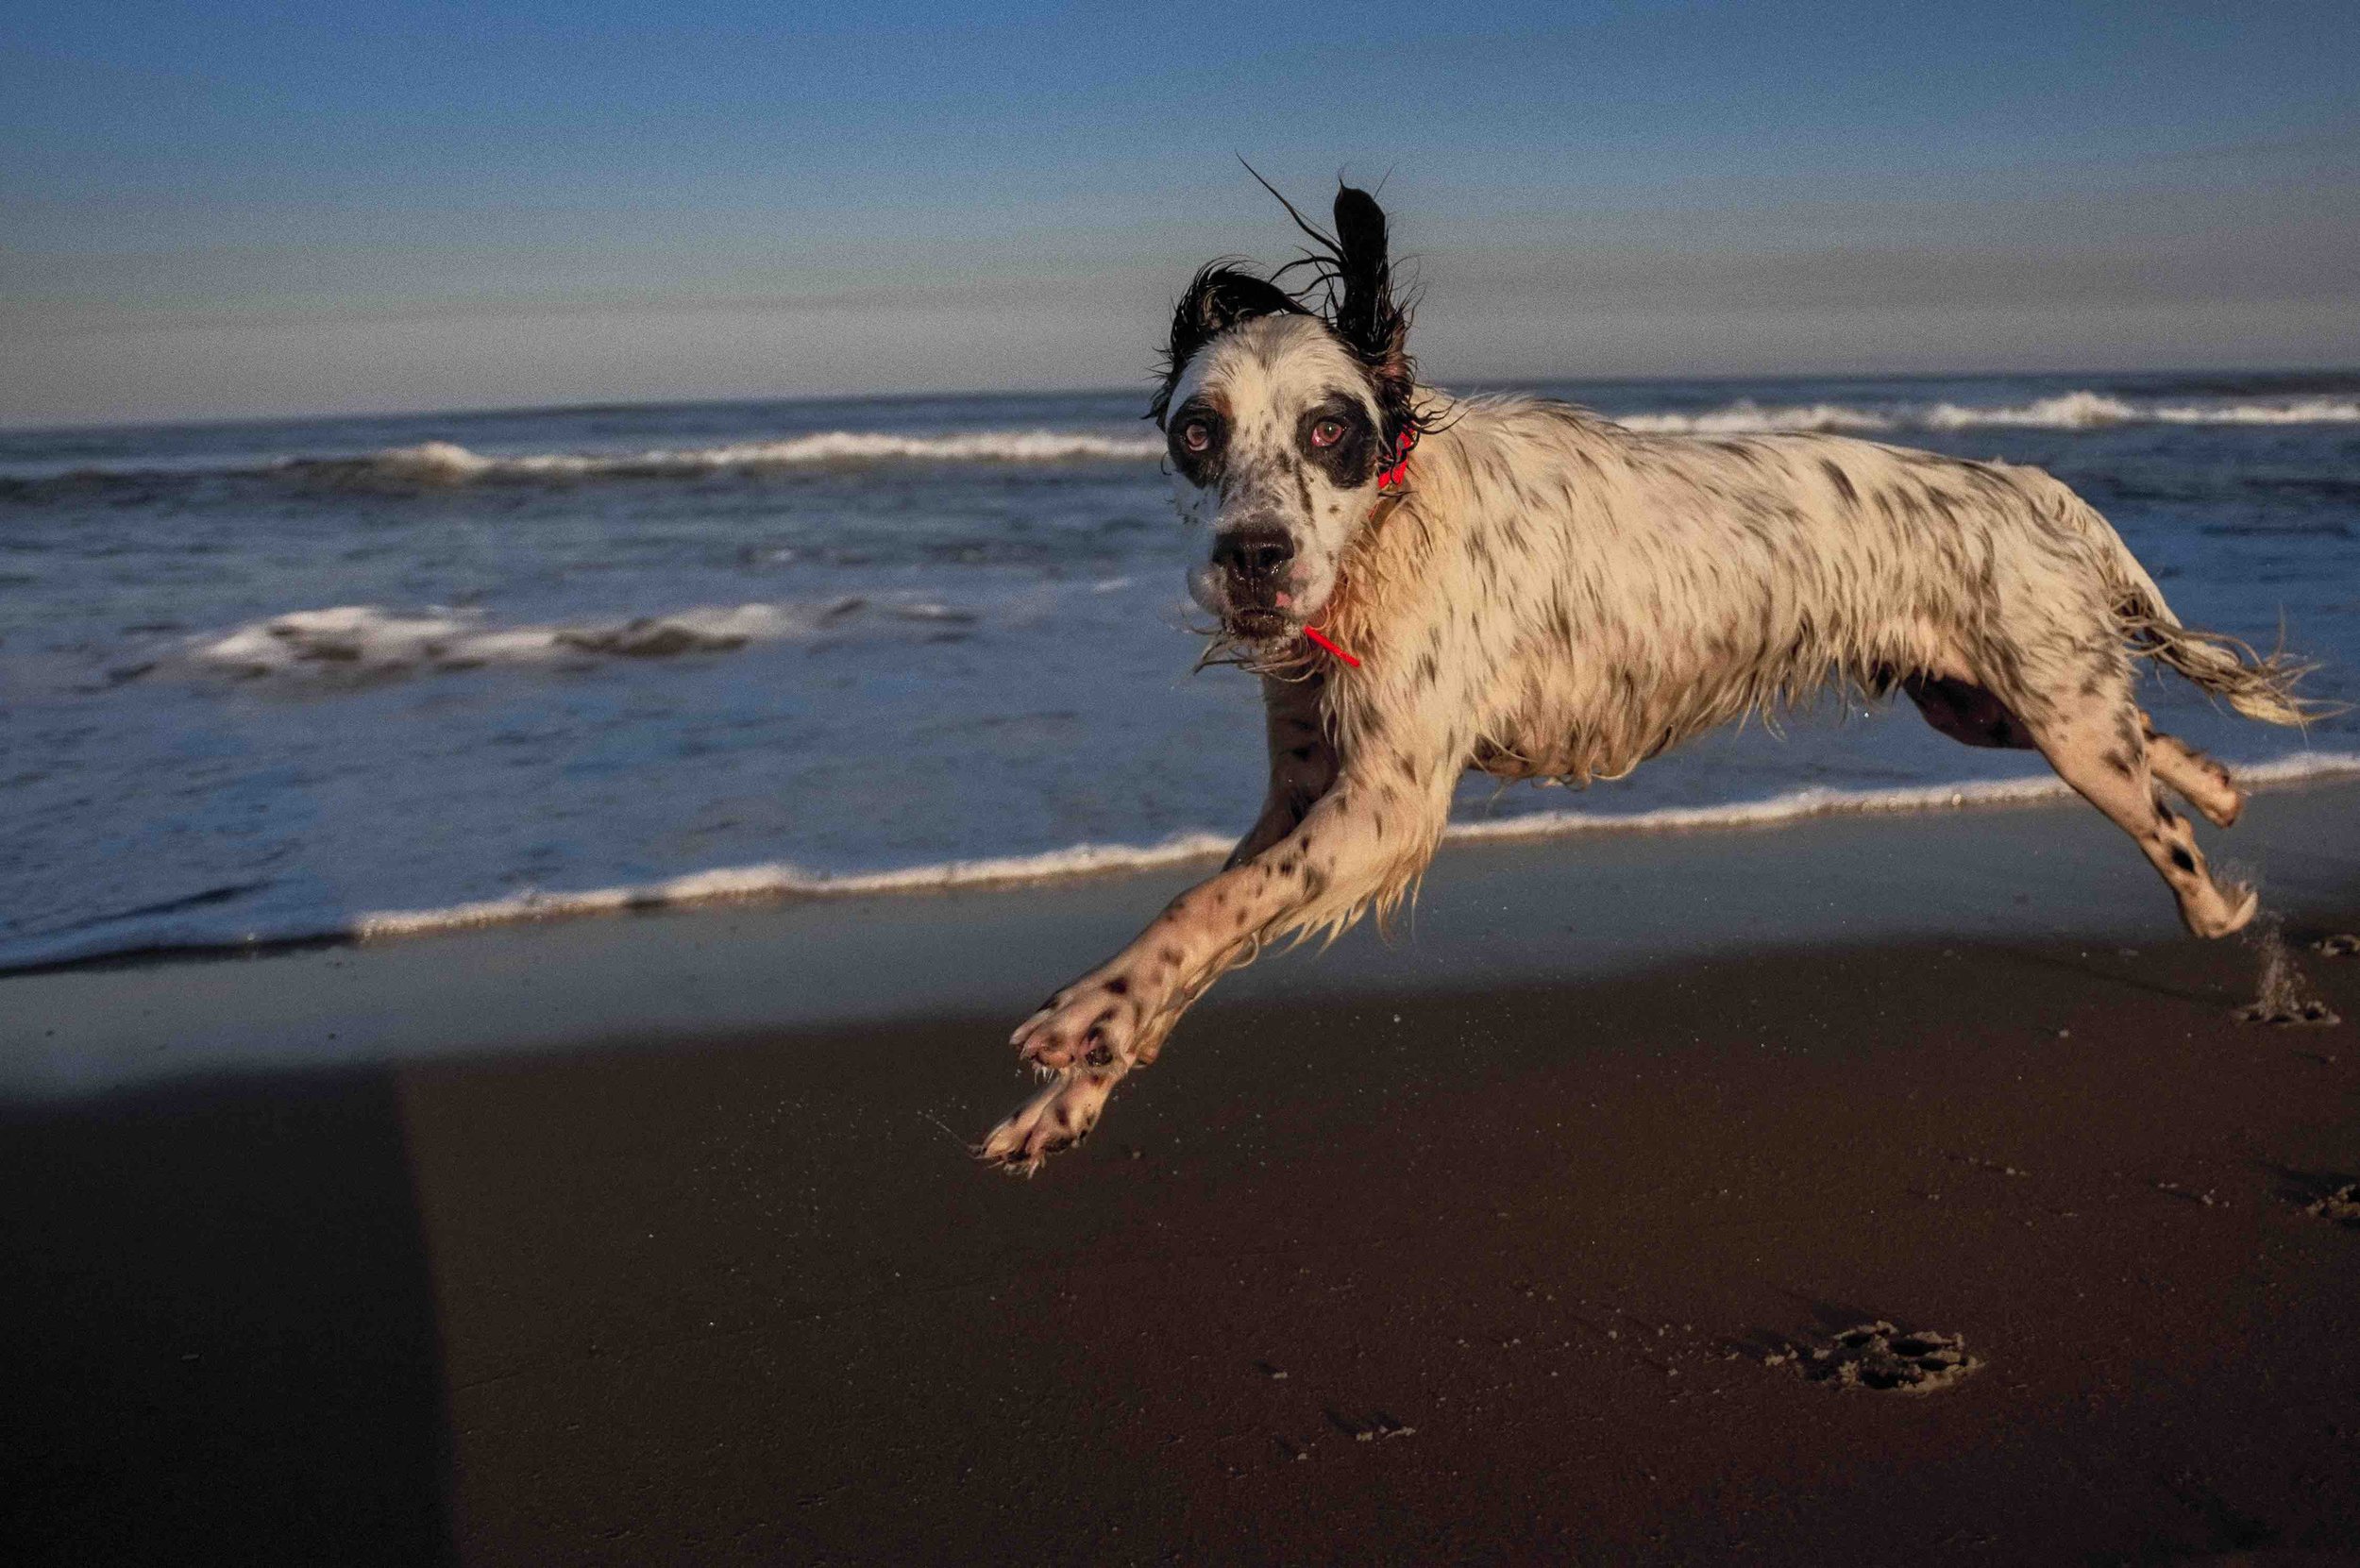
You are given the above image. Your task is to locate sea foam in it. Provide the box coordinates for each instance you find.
[8,750,2356,974]
[342,750,2360,942]
[289,429,1169,486]
[1615,392,2360,436]
[353,395,2348,473]
[187,598,965,680]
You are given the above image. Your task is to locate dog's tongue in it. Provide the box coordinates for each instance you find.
[1274,591,1293,609]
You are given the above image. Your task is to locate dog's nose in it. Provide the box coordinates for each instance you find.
[1213,530,1294,580]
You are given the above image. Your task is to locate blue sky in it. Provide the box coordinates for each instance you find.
[4,2,2356,425]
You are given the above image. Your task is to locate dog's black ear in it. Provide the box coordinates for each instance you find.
[1150,263,1306,426]
[1328,187,1395,366]
[1327,185,1420,458]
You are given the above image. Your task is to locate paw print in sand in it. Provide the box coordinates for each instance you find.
[2236,998,2341,1026]
[2305,1183,2360,1226]
[1771,1321,1981,1394]
[2237,924,2341,1026]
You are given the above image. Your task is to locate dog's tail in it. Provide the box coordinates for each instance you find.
[2088,506,2322,728]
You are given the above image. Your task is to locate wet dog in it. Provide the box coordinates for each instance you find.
[980,182,2314,1173]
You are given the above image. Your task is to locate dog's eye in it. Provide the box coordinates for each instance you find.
[1309,418,1345,448]
[1180,420,1213,453]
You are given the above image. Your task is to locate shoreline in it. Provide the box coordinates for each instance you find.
[8,773,2360,1103]
[10,750,2360,981]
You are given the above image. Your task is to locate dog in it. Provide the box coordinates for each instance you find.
[978,181,2315,1174]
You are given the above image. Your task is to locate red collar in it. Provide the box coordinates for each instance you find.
[1302,624,1359,666]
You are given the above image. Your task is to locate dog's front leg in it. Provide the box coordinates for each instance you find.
[1227,672,1338,868]
[979,770,1443,1173]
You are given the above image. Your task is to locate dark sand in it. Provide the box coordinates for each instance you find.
[9,783,2360,1564]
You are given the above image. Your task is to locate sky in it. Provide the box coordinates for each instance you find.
[4,1,2357,428]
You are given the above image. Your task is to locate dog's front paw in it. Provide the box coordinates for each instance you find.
[977,1071,1118,1176]
[1009,974,1150,1072]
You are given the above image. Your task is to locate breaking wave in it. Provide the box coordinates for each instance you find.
[283,430,1167,487]
[348,750,2360,939]
[0,428,1167,497]
[13,750,2354,972]
[1615,391,2360,435]
[184,598,971,681]
[11,396,2360,498]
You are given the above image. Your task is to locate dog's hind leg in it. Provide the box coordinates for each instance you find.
[1941,662,2250,832]
[2140,713,2244,828]
[1903,675,2036,750]
[2013,669,2257,937]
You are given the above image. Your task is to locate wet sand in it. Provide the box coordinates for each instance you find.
[8,783,2360,1563]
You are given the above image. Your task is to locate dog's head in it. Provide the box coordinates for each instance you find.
[1151,183,1423,644]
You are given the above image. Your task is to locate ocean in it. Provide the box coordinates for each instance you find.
[4,370,2356,971]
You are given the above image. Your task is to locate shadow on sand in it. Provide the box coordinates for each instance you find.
[0,1069,454,1566]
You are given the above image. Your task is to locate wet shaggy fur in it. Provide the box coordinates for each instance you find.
[979,184,2317,1174]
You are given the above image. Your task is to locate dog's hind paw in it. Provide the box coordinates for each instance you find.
[2183,881,2260,939]
[977,1070,1120,1176]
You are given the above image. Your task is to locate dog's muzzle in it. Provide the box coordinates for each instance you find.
[1210,528,1297,634]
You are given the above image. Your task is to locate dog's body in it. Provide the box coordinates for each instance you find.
[980,185,2312,1173]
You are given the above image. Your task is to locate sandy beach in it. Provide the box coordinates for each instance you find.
[8,779,2360,1564]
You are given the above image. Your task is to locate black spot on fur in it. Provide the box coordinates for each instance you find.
[1903,676,2035,751]
[1298,395,1377,487]
[1165,396,1227,487]
[2170,845,2197,873]
[1104,976,1129,996]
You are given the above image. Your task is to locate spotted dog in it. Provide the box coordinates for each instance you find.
[979,182,2316,1174]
